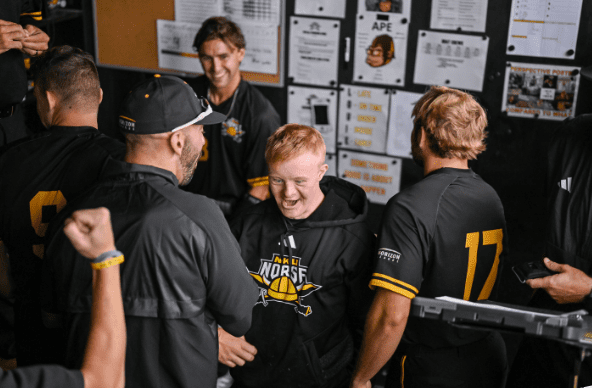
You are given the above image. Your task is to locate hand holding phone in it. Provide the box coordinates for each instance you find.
[512,260,559,283]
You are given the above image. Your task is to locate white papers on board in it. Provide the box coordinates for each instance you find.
[174,0,218,23]
[157,20,201,73]
[353,13,408,86]
[239,23,278,73]
[506,0,583,59]
[338,85,389,154]
[295,0,346,18]
[413,30,489,92]
[430,0,488,32]
[287,86,338,153]
[502,62,580,121]
[171,0,280,74]
[176,0,281,26]
[338,150,402,205]
[357,0,412,21]
[386,90,423,158]
[288,17,340,87]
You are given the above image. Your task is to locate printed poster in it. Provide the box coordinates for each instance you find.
[358,0,412,21]
[338,85,390,154]
[173,0,280,74]
[386,90,423,158]
[353,13,408,86]
[502,62,580,121]
[157,20,201,73]
[506,0,582,59]
[338,150,402,205]
[287,86,338,153]
[289,17,340,87]
[430,0,488,32]
[413,30,489,92]
[295,0,346,19]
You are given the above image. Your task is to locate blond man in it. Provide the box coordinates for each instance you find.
[351,86,508,388]
[221,124,375,388]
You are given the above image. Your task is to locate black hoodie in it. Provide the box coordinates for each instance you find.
[229,176,376,388]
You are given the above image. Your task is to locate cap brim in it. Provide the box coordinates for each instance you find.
[581,66,592,81]
[196,110,226,125]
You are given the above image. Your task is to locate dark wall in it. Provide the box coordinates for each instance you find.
[88,0,592,305]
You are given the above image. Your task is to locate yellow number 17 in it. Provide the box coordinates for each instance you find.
[463,229,503,301]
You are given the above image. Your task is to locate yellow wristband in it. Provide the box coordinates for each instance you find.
[90,254,124,270]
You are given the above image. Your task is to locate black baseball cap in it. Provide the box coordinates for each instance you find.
[118,75,225,134]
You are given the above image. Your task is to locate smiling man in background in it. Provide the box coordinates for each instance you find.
[184,16,281,217]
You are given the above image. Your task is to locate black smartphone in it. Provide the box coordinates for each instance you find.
[512,260,558,283]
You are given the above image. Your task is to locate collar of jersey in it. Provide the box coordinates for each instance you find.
[101,158,179,186]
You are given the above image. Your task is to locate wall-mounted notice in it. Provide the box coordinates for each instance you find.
[326,153,337,176]
[502,62,580,121]
[174,0,280,74]
[287,86,338,153]
[353,13,408,86]
[506,0,582,59]
[289,17,340,87]
[386,90,423,158]
[430,0,488,32]
[358,0,412,21]
[157,20,201,73]
[338,150,402,205]
[413,30,489,92]
[295,0,346,18]
[338,85,390,154]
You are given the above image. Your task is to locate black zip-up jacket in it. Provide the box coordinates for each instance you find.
[229,176,375,388]
[44,159,258,388]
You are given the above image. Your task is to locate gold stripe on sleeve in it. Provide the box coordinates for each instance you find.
[369,279,415,299]
[247,176,269,187]
[372,273,419,294]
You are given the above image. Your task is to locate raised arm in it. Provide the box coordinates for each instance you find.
[63,208,126,388]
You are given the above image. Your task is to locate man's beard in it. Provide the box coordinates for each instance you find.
[179,141,200,186]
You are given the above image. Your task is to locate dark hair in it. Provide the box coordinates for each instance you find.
[31,45,101,111]
[193,17,246,52]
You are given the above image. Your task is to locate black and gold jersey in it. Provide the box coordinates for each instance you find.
[371,167,507,348]
[182,76,280,215]
[0,126,124,364]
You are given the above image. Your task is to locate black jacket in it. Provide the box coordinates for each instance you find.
[230,176,375,388]
[44,159,259,388]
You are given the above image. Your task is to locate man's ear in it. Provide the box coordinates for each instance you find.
[169,131,185,157]
[99,88,104,104]
[318,163,329,181]
[45,90,57,112]
[237,47,246,63]
[419,127,426,147]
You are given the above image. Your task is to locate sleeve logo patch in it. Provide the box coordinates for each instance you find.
[378,248,401,263]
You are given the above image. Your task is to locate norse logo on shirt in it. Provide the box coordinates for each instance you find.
[249,254,322,317]
[221,117,245,143]
[378,248,401,263]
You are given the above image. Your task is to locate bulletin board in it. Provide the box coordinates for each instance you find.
[92,0,285,86]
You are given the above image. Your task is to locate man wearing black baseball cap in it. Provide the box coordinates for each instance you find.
[44,75,259,388]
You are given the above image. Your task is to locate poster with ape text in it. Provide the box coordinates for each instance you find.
[353,13,408,86]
